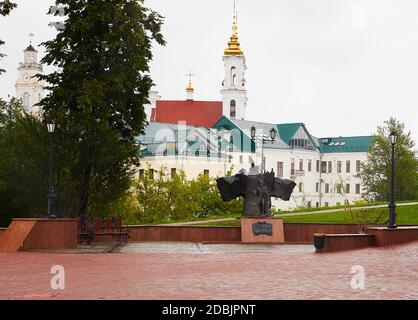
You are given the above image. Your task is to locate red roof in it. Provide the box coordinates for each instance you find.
[151,100,223,127]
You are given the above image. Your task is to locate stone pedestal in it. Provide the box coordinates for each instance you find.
[241,217,285,244]
[0,218,78,252]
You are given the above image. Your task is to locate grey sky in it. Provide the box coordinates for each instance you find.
[0,0,417,144]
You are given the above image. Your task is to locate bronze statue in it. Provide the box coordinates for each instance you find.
[216,163,296,217]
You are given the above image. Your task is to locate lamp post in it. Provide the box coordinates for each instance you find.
[388,130,398,229]
[47,123,57,219]
[250,126,277,172]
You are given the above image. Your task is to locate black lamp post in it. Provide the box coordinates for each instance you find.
[388,130,397,229]
[47,123,57,219]
[250,126,277,171]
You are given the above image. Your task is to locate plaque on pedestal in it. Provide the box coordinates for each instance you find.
[241,217,285,244]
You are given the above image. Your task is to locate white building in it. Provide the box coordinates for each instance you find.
[139,7,373,211]
[15,44,44,117]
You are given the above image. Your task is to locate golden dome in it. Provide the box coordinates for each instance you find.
[224,18,244,55]
[186,81,194,92]
[186,71,194,92]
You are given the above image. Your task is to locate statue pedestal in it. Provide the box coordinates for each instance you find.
[241,217,285,244]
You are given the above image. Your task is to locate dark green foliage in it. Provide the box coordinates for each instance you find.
[360,118,418,202]
[0,98,49,226]
[39,0,165,217]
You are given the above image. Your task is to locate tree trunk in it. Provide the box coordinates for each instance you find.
[77,164,92,217]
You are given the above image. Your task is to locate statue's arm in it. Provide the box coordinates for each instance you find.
[216,174,247,202]
[272,178,297,201]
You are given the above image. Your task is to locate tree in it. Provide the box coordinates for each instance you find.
[116,167,243,225]
[0,1,17,74]
[0,98,50,226]
[360,118,418,202]
[39,0,165,217]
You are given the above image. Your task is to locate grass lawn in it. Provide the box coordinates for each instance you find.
[194,204,418,226]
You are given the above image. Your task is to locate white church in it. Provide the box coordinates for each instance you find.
[14,8,373,211]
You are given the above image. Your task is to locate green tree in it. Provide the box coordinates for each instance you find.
[360,118,418,202]
[121,167,243,225]
[0,98,50,226]
[39,0,165,217]
[0,1,17,74]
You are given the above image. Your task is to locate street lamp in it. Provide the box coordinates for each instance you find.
[388,130,398,229]
[47,123,57,219]
[250,126,277,171]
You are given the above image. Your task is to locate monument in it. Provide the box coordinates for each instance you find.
[217,163,296,243]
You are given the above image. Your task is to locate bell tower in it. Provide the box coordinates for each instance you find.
[220,0,248,120]
[15,41,44,117]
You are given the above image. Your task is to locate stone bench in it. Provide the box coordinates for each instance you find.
[314,233,375,253]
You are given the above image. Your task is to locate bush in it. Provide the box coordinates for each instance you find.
[114,167,243,225]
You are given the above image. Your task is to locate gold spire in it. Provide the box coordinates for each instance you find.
[224,0,244,56]
[186,71,194,92]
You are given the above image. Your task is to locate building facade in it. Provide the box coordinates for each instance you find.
[138,7,373,211]
[15,44,44,117]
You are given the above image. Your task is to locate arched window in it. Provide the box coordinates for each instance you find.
[230,100,236,119]
[230,67,236,86]
[23,93,30,112]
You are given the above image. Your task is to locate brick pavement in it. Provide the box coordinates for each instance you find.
[0,241,417,300]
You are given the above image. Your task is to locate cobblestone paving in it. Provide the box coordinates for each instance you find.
[0,241,417,300]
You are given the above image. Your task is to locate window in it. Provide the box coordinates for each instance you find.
[230,67,236,86]
[203,169,210,177]
[316,160,320,172]
[356,184,361,194]
[337,161,342,173]
[324,202,329,207]
[346,184,351,194]
[308,160,312,172]
[316,182,319,192]
[171,168,177,179]
[328,161,332,173]
[299,160,304,171]
[239,155,243,164]
[316,202,320,208]
[356,160,361,172]
[230,100,236,119]
[321,161,327,173]
[23,92,30,112]
[149,169,154,179]
[291,162,295,176]
[298,182,304,193]
[307,201,312,208]
[336,202,341,206]
[277,162,284,178]
[325,183,330,193]
[138,169,144,177]
[346,161,351,173]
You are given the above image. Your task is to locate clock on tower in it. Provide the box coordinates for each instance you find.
[15,43,45,116]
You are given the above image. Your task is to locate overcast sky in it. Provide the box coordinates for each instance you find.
[0,0,417,144]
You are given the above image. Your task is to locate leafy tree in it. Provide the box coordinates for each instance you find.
[0,0,17,74]
[118,167,243,225]
[39,0,165,217]
[360,118,418,202]
[0,98,49,226]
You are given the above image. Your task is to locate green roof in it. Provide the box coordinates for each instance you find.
[318,136,374,153]
[277,123,303,144]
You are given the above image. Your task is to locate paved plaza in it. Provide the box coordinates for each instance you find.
[0,241,417,300]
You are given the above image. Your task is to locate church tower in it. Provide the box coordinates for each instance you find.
[15,43,44,116]
[220,2,248,120]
